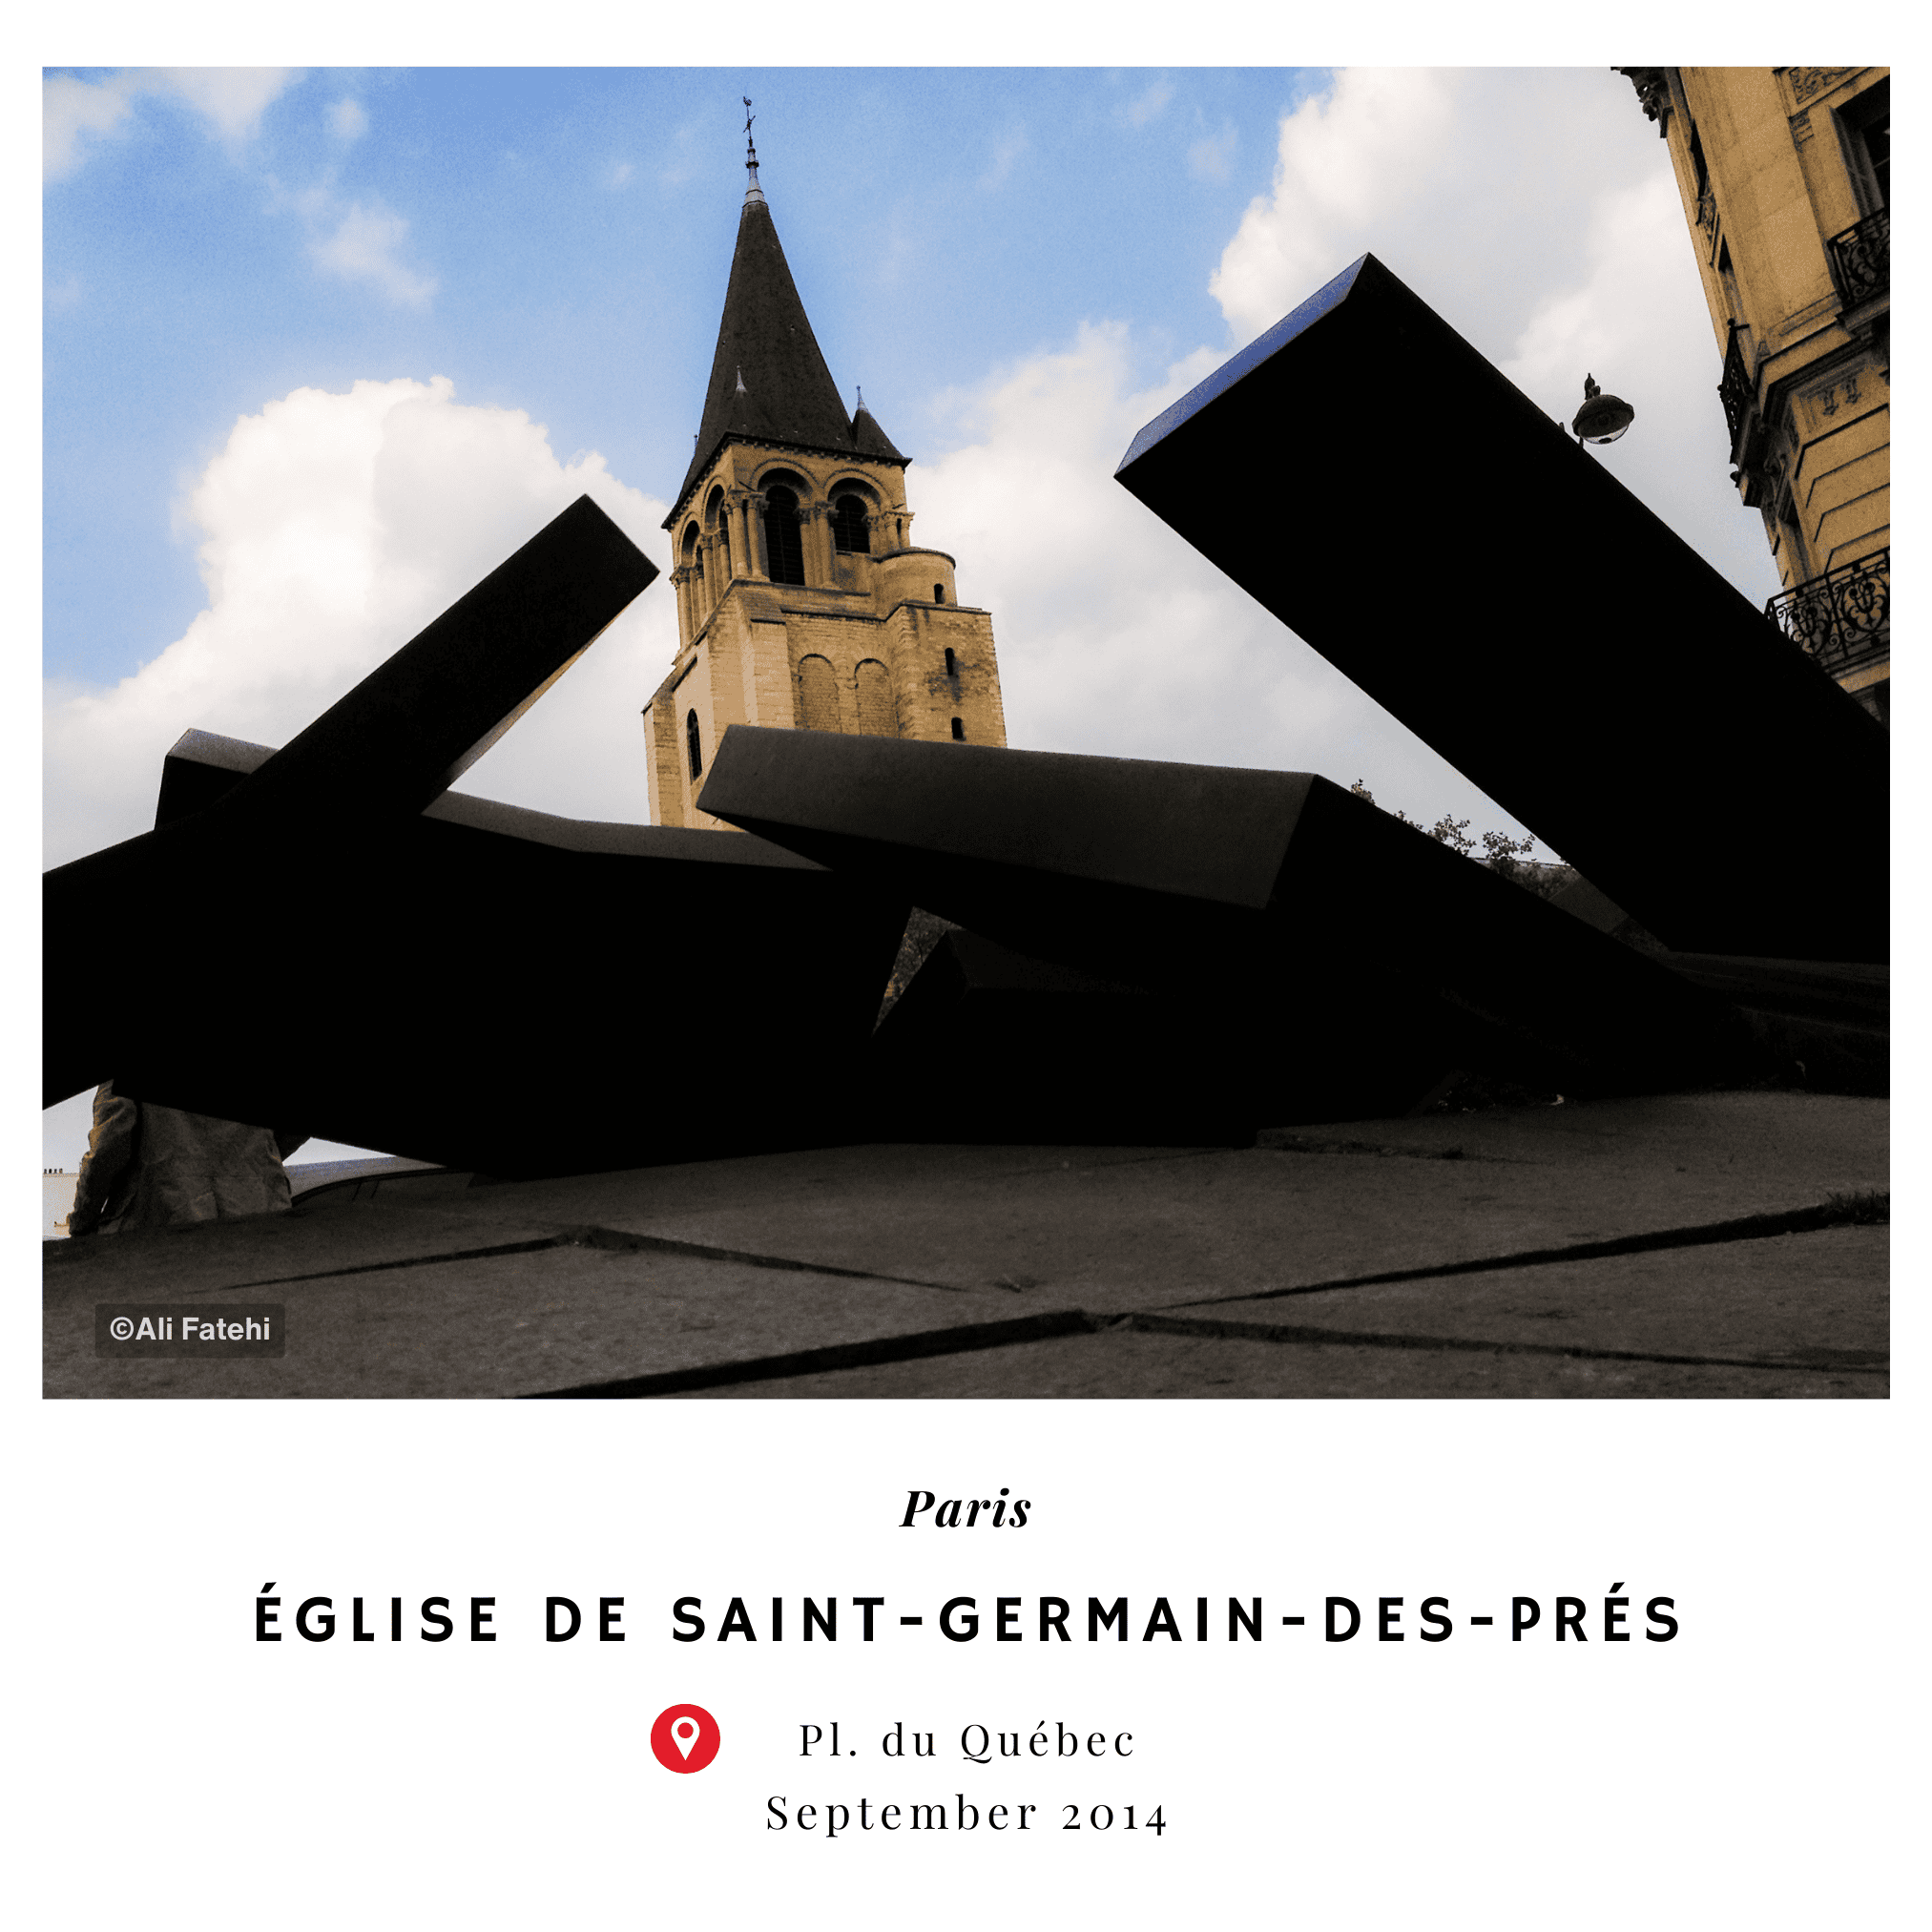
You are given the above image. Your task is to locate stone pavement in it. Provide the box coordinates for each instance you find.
[43,1092,1887,1400]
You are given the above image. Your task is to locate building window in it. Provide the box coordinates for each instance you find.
[686,710,703,780]
[763,486,805,585]
[707,488,731,574]
[681,521,702,581]
[1841,78,1889,210]
[832,493,871,553]
[950,717,965,741]
[933,583,945,604]
[944,647,957,679]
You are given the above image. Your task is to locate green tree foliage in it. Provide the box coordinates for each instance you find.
[1348,781,1575,902]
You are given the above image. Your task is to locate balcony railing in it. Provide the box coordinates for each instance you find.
[1827,208,1889,310]
[1765,549,1889,679]
[1717,322,1755,456]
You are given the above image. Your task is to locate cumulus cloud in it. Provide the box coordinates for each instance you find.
[327,97,368,142]
[310,199,437,308]
[914,322,1542,838]
[1209,66,1777,603]
[44,68,297,179]
[156,68,296,144]
[44,378,676,870]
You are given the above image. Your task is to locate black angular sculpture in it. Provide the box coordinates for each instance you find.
[870,927,1257,1145]
[1114,254,1887,966]
[43,501,909,1174]
[700,726,1757,1127]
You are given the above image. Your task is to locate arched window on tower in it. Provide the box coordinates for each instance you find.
[686,710,703,780]
[832,493,871,554]
[681,522,702,583]
[706,488,730,575]
[763,486,805,585]
[798,655,840,732]
[855,659,899,736]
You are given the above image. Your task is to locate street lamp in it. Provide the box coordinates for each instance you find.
[1572,373,1634,445]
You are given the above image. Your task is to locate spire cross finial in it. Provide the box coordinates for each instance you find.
[740,95,765,203]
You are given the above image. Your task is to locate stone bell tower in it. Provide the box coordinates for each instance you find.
[643,132,1008,829]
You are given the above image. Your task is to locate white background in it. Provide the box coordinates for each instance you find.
[16,7,1920,1926]
[14,1402,1916,1924]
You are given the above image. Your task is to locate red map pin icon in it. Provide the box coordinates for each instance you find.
[651,1703,720,1774]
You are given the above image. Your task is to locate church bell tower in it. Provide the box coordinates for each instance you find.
[642,127,1009,828]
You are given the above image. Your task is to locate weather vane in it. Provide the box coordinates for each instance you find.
[743,96,757,167]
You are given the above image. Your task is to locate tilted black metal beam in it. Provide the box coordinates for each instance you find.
[1113,254,1888,964]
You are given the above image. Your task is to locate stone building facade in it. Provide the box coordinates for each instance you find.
[1620,66,1889,720]
[643,147,1008,828]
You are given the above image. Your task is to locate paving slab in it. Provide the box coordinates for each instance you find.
[437,1095,1885,1307]
[1172,1226,1888,1371]
[45,1092,1886,1400]
[44,1241,1038,1400]
[670,1328,1886,1401]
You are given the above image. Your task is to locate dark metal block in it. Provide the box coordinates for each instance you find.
[867,927,1263,1146]
[47,500,909,1173]
[702,727,1759,1126]
[96,732,909,1175]
[1113,254,1887,965]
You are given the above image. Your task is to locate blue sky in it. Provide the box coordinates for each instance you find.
[46,68,1329,691]
[43,65,1783,1168]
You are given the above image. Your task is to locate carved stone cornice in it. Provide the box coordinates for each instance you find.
[1788,66,1858,105]
[1615,66,1672,134]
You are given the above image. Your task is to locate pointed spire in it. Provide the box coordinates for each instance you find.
[665,125,910,523]
[851,384,904,462]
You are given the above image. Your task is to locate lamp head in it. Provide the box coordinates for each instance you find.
[1572,373,1634,445]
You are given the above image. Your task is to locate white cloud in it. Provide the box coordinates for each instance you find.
[311,199,437,308]
[609,161,634,189]
[327,97,369,142]
[44,68,298,179]
[1208,65,1778,603]
[914,323,1547,841]
[44,378,676,870]
[156,68,296,145]
[44,73,140,178]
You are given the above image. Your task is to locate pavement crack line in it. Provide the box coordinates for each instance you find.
[522,1302,1884,1398]
[1115,1312,1887,1378]
[524,1309,1093,1399]
[144,1226,971,1298]
[561,1224,973,1293]
[1157,1195,1889,1313]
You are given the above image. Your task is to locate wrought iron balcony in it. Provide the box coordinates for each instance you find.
[1717,322,1755,456]
[1827,208,1888,310]
[1765,549,1889,680]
